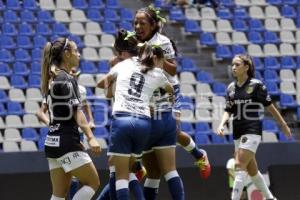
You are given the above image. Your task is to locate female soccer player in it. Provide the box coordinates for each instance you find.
[217,54,291,200]
[41,37,101,200]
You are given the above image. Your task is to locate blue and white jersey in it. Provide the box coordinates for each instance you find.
[109,57,169,117]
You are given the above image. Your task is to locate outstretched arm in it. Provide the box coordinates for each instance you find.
[217,112,231,136]
[163,59,177,76]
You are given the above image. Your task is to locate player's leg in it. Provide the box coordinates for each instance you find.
[114,155,130,200]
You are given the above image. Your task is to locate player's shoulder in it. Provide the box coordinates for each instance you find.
[249,78,263,86]
[150,33,171,45]
[227,81,235,90]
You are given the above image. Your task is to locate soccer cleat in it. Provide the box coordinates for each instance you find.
[195,149,211,179]
[135,166,147,182]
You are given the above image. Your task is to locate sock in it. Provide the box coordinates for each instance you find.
[72,185,95,200]
[164,170,184,200]
[109,166,117,200]
[69,178,79,199]
[251,171,274,199]
[144,178,160,200]
[182,138,203,159]
[97,184,110,200]
[50,195,65,200]
[231,170,247,200]
[129,173,144,200]
[116,179,129,200]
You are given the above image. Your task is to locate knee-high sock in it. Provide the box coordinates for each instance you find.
[109,166,117,200]
[251,171,274,199]
[97,184,110,200]
[182,138,203,159]
[50,195,65,200]
[164,170,184,200]
[144,178,160,200]
[129,173,144,200]
[72,185,95,200]
[116,179,129,200]
[231,170,247,200]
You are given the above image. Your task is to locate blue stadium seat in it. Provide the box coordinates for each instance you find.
[40,127,49,138]
[50,35,60,43]
[88,0,105,9]
[94,127,109,138]
[69,35,85,49]
[263,119,279,133]
[98,60,110,73]
[264,31,280,44]
[28,75,41,88]
[227,134,233,143]
[10,75,27,89]
[195,132,210,144]
[93,99,109,111]
[181,122,194,136]
[195,122,212,135]
[0,0,5,11]
[87,9,104,22]
[0,63,12,76]
[36,23,52,36]
[283,0,297,5]
[232,19,248,32]
[278,131,295,142]
[267,0,282,5]
[181,96,194,110]
[33,35,47,48]
[19,23,34,36]
[7,101,24,115]
[13,62,30,76]
[211,134,227,144]
[0,49,14,63]
[234,7,249,19]
[197,71,214,83]
[169,8,185,22]
[281,5,297,18]
[281,56,296,69]
[37,10,55,23]
[31,61,41,75]
[215,45,232,60]
[22,128,39,141]
[219,0,235,7]
[106,0,120,9]
[102,22,117,35]
[0,90,8,103]
[52,23,69,36]
[297,17,300,28]
[280,94,297,108]
[15,49,31,62]
[23,0,39,10]
[120,8,134,21]
[0,103,6,116]
[264,70,279,82]
[232,45,246,55]
[218,8,233,20]
[0,36,16,49]
[212,82,227,96]
[4,10,19,23]
[248,31,264,44]
[297,56,300,68]
[73,0,88,9]
[297,107,300,121]
[180,57,198,72]
[184,20,201,34]
[253,57,264,71]
[249,19,264,32]
[255,70,264,81]
[104,9,120,22]
[6,0,21,10]
[264,57,280,70]
[17,36,33,49]
[80,61,98,74]
[85,87,96,100]
[32,48,42,62]
[38,137,46,150]
[2,23,17,36]
[265,81,280,96]
[199,32,217,47]
[20,10,37,23]
[93,110,109,126]
[119,21,133,31]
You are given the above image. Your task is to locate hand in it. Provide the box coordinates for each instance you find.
[216,125,225,136]
[88,121,96,130]
[88,137,101,156]
[281,124,292,138]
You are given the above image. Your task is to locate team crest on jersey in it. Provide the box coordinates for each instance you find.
[241,136,248,143]
[246,86,254,94]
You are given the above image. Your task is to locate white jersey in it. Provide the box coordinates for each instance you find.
[78,85,87,101]
[109,57,169,117]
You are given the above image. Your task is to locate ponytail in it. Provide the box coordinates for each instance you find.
[41,42,52,95]
[138,43,164,74]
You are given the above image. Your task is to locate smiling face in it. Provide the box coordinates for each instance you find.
[134,11,156,42]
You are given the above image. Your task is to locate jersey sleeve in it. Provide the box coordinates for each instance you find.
[157,71,170,89]
[78,85,87,102]
[108,62,122,78]
[256,82,272,107]
[224,86,234,113]
[160,41,175,60]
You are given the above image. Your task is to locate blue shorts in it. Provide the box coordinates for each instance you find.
[108,112,151,157]
[144,111,177,153]
[173,84,182,113]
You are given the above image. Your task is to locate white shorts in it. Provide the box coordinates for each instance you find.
[48,151,92,173]
[234,134,261,153]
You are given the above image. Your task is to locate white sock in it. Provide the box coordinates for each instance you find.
[116,179,129,191]
[251,171,274,199]
[50,195,65,200]
[231,170,247,200]
[182,138,195,152]
[72,185,95,200]
[144,178,160,188]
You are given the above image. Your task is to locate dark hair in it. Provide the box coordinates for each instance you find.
[41,37,71,95]
[235,54,255,79]
[114,29,138,55]
[135,7,161,38]
[138,43,164,74]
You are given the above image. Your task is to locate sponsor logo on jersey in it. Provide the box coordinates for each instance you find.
[45,135,60,147]
[246,86,254,94]
[234,99,252,104]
